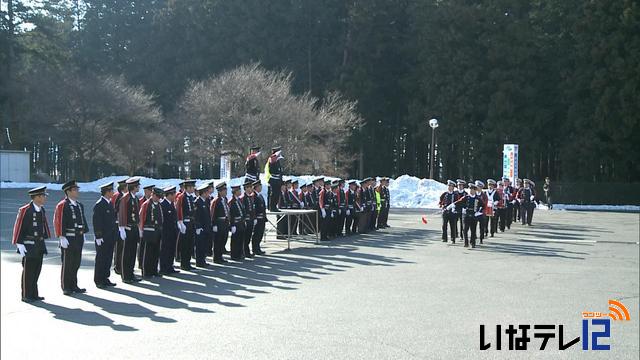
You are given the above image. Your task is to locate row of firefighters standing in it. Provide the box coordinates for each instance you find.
[11,145,392,302]
[439,177,538,248]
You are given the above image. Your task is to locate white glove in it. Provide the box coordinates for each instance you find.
[487,201,493,208]
[139,229,143,238]
[462,208,467,215]
[530,195,535,201]
[346,210,351,216]
[321,208,326,218]
[511,200,516,205]
[96,238,103,246]
[231,226,236,234]
[196,228,203,235]
[474,211,483,217]
[299,201,304,208]
[17,244,27,257]
[119,226,126,240]
[253,219,258,226]
[213,225,218,233]
[59,236,69,249]
[178,221,186,234]
[446,203,455,211]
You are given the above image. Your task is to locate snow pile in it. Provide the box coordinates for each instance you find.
[387,175,447,208]
[538,204,640,212]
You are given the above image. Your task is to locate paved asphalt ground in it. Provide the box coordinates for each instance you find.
[0,189,638,359]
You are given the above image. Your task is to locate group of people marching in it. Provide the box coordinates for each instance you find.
[12,145,392,303]
[438,177,538,248]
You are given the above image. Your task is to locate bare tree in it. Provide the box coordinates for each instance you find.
[176,63,363,176]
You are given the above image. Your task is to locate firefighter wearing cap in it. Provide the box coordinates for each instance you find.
[93,182,118,288]
[193,184,212,267]
[289,180,304,235]
[328,181,340,237]
[251,180,267,255]
[140,187,165,276]
[496,181,508,233]
[502,177,515,230]
[111,178,127,275]
[318,180,333,241]
[517,179,536,226]
[211,182,231,263]
[245,146,261,182]
[228,185,246,261]
[486,179,501,237]
[474,180,488,243]
[241,180,257,258]
[376,178,391,229]
[367,179,378,231]
[160,186,180,274]
[513,178,524,222]
[358,178,371,233]
[439,180,460,243]
[335,180,347,236]
[54,180,89,295]
[462,183,485,248]
[275,179,290,239]
[13,186,51,302]
[344,180,357,235]
[455,180,467,240]
[118,177,142,282]
[266,146,284,211]
[176,179,197,270]
[137,184,154,269]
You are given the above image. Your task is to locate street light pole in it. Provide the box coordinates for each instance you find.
[428,118,439,179]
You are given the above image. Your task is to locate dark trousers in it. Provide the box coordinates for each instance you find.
[230,223,245,259]
[463,216,478,247]
[458,210,465,241]
[358,211,369,234]
[194,231,209,266]
[61,237,84,291]
[496,208,507,232]
[268,179,282,211]
[522,202,534,225]
[113,238,124,273]
[489,215,498,236]
[441,211,457,242]
[320,211,332,239]
[207,234,214,257]
[276,213,288,237]
[159,229,178,272]
[369,209,378,230]
[336,210,346,235]
[244,220,254,256]
[22,254,43,299]
[179,225,195,269]
[137,236,145,270]
[213,222,229,261]
[345,210,355,234]
[514,202,521,221]
[251,219,265,252]
[94,238,115,285]
[377,206,388,228]
[506,203,513,229]
[121,229,139,281]
[142,231,160,276]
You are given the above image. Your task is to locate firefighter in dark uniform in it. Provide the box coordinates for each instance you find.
[367,179,378,231]
[251,180,267,255]
[462,183,485,248]
[503,177,515,229]
[267,146,284,211]
[138,184,154,269]
[13,186,50,302]
[193,183,212,267]
[211,182,230,264]
[344,180,357,235]
[329,181,340,237]
[318,180,333,241]
[245,145,261,182]
[228,184,246,261]
[518,179,536,226]
[358,178,371,233]
[335,179,347,236]
[439,180,460,243]
[242,180,257,258]
[276,179,291,239]
[54,180,89,295]
[513,178,523,222]
[111,178,127,275]
[159,186,180,275]
[92,182,118,288]
[117,177,142,283]
[475,180,488,243]
[139,187,164,277]
[455,179,467,240]
[176,179,197,271]
[204,181,215,257]
[486,179,502,237]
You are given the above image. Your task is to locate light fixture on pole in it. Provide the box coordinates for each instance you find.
[428,118,439,179]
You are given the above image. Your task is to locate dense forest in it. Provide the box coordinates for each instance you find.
[1,0,638,182]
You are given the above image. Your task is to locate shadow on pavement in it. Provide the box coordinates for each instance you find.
[31,301,137,331]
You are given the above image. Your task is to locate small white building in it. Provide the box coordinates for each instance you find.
[0,150,30,182]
